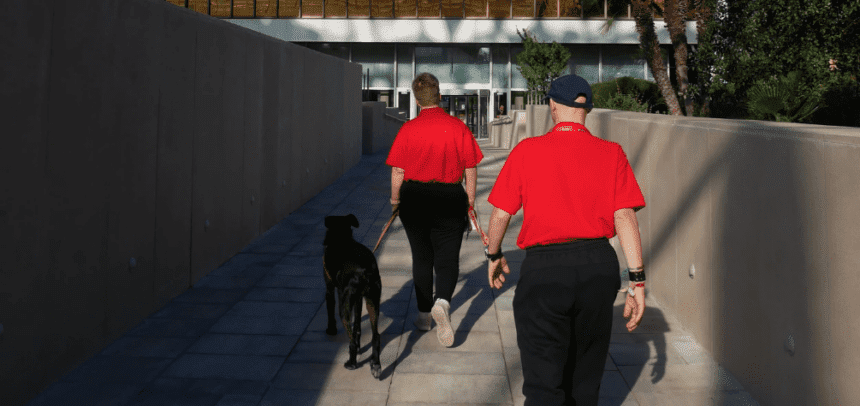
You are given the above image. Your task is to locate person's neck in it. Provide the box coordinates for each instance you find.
[554,117,586,125]
[420,105,439,110]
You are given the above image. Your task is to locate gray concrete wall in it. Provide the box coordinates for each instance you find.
[362,101,404,155]
[0,0,361,404]
[576,110,859,406]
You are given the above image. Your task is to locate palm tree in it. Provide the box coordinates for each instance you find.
[663,0,694,116]
[630,0,683,115]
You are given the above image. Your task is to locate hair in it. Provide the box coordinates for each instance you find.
[412,73,440,107]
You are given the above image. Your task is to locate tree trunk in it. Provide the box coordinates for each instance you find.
[664,0,694,116]
[632,0,683,116]
[690,0,714,115]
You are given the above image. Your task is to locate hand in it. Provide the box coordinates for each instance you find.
[623,285,646,332]
[391,203,399,214]
[487,256,511,289]
[468,196,475,209]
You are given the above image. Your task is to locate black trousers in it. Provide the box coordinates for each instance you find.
[399,180,469,313]
[513,239,621,406]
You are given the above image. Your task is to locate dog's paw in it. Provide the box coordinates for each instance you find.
[371,362,381,379]
[325,326,337,335]
[343,360,358,370]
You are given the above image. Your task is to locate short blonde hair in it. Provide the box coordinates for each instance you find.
[412,73,440,107]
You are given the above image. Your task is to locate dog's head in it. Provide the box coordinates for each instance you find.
[323,214,359,246]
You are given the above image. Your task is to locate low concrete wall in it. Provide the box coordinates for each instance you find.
[575,109,859,406]
[0,0,361,404]
[362,102,405,155]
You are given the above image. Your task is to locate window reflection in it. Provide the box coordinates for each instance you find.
[349,0,370,16]
[488,0,510,18]
[465,0,487,17]
[327,0,347,17]
[559,0,581,17]
[441,0,464,17]
[511,0,532,18]
[175,0,662,19]
[395,0,418,16]
[280,0,300,17]
[418,0,440,17]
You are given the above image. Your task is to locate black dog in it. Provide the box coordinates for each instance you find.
[323,214,382,379]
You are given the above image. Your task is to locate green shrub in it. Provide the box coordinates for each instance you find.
[811,74,860,127]
[592,77,667,113]
[746,72,822,123]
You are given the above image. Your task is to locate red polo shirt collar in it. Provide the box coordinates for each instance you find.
[549,122,589,134]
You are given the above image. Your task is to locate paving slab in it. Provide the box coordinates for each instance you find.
[27,144,758,406]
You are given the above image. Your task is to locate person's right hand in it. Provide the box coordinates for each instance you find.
[623,285,646,332]
[392,203,399,215]
[487,256,511,289]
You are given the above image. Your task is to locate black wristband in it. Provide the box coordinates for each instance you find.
[485,249,504,261]
[628,269,646,282]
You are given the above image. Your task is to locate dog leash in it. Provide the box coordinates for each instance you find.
[373,208,399,253]
[467,206,489,247]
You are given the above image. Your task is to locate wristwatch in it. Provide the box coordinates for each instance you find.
[484,247,504,261]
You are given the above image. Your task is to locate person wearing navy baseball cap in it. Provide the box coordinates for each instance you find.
[542,73,594,110]
[486,73,647,405]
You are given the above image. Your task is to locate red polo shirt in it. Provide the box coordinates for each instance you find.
[488,122,645,249]
[386,107,483,183]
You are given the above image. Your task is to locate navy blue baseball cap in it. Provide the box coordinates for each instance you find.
[542,74,593,109]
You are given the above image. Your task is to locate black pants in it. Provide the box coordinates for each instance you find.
[513,239,621,406]
[399,180,469,313]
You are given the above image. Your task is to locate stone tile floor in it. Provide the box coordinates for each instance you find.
[27,142,761,406]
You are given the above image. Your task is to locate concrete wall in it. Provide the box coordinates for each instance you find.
[0,0,361,404]
[362,101,404,155]
[576,109,859,406]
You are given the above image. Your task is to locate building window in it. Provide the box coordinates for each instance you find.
[353,44,395,88]
[491,45,509,88]
[465,0,487,17]
[512,0,532,18]
[559,0,581,17]
[488,0,510,18]
[442,0,464,17]
[372,0,395,17]
[280,0,301,17]
[349,0,371,16]
[397,45,413,87]
[567,45,599,84]
[603,45,646,80]
[327,0,347,16]
[395,0,418,16]
[418,0,441,17]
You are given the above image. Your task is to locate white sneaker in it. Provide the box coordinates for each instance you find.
[431,298,454,347]
[414,311,432,331]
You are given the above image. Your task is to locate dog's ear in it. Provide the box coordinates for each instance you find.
[348,214,359,229]
[324,216,333,228]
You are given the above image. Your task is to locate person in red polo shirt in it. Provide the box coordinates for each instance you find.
[387,72,483,347]
[486,74,647,406]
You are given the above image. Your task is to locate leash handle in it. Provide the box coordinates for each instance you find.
[468,206,489,247]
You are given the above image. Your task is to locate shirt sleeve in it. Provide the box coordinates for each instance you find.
[386,125,409,168]
[488,145,524,215]
[459,124,483,168]
[614,146,646,212]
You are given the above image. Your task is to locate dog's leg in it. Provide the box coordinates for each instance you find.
[365,282,382,379]
[324,262,337,335]
[341,296,359,370]
[347,298,362,370]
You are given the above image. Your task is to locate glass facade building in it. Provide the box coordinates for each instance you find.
[167,0,695,137]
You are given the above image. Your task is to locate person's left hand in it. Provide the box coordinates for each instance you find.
[623,285,646,332]
[391,203,399,215]
[487,256,510,289]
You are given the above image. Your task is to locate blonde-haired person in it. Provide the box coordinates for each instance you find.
[386,73,483,347]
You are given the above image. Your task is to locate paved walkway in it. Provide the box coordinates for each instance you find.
[28,141,760,406]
